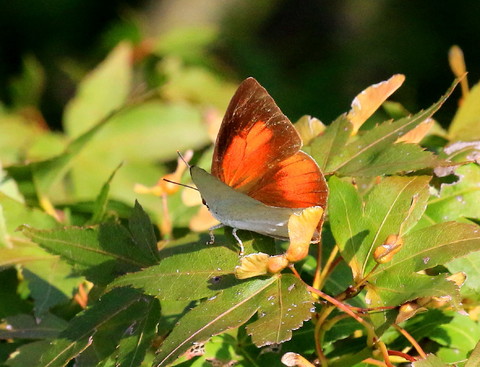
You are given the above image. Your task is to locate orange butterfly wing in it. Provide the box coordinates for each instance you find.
[211,77,328,211]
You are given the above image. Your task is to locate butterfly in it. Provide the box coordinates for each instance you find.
[190,77,328,251]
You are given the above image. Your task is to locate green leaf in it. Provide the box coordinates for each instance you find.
[88,163,123,225]
[371,222,480,277]
[0,192,57,247]
[429,312,480,352]
[412,354,449,367]
[64,43,132,138]
[328,176,430,279]
[366,272,459,308]
[425,164,480,223]
[22,223,152,284]
[360,175,430,275]
[28,288,146,367]
[0,269,32,318]
[154,276,277,366]
[448,81,480,141]
[310,115,352,172]
[23,257,83,317]
[154,26,218,62]
[336,143,438,177]
[327,78,459,175]
[5,340,86,367]
[115,298,160,367]
[9,55,45,108]
[128,200,160,263]
[466,340,480,367]
[5,106,118,205]
[245,274,313,347]
[365,222,480,310]
[328,176,372,278]
[393,309,452,345]
[68,101,210,202]
[447,251,480,298]
[109,244,238,301]
[0,313,67,339]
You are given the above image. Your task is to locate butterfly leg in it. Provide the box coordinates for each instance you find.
[207,223,224,245]
[232,228,245,256]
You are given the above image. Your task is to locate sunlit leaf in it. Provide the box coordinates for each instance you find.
[64,43,132,138]
[347,74,405,133]
[295,115,326,146]
[329,176,430,279]
[366,222,480,312]
[69,101,210,203]
[425,163,480,223]
[0,192,57,247]
[372,222,480,277]
[360,175,430,275]
[448,81,480,141]
[327,78,459,175]
[310,115,352,172]
[466,340,480,367]
[412,354,449,367]
[365,271,459,309]
[335,143,438,177]
[5,106,117,206]
[328,176,372,279]
[447,251,480,299]
[429,312,480,352]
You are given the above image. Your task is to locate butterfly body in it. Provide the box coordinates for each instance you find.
[191,166,300,239]
[191,77,328,242]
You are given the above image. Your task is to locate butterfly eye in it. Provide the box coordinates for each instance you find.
[202,198,208,208]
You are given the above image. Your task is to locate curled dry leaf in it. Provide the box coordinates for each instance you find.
[285,206,324,263]
[395,118,434,144]
[294,115,326,146]
[235,253,270,279]
[347,74,405,134]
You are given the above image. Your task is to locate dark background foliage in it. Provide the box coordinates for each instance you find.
[1,0,479,128]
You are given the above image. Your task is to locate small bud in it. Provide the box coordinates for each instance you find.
[374,234,403,264]
[286,206,324,262]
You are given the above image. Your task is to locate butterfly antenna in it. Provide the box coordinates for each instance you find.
[163,178,198,191]
[176,150,191,168]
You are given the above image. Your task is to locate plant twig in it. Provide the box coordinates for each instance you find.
[393,324,427,358]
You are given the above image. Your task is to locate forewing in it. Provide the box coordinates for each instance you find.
[211,78,302,192]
